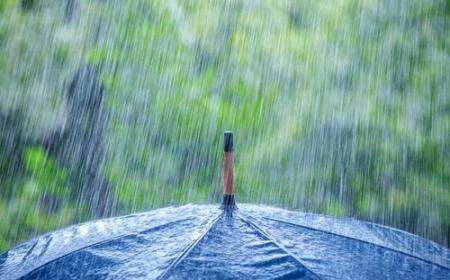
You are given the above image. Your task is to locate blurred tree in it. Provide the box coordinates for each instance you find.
[21,0,36,11]
[65,0,78,21]
[0,110,28,195]
[44,65,112,217]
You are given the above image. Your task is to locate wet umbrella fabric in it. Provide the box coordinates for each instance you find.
[0,204,449,280]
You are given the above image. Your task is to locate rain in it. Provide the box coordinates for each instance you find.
[0,0,449,258]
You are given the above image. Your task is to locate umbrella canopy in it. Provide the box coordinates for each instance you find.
[1,204,449,280]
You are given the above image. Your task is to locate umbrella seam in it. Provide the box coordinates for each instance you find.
[156,212,224,280]
[237,214,324,280]
[15,217,196,280]
[261,217,450,271]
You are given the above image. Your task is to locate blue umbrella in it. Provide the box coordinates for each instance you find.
[1,132,449,279]
[1,204,449,280]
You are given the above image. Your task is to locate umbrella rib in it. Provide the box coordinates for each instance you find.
[262,216,450,271]
[237,214,324,280]
[156,212,224,280]
[17,217,196,279]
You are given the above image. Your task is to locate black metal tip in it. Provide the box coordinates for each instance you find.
[224,131,233,152]
[221,194,236,210]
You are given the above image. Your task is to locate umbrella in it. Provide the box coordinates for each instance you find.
[1,132,449,280]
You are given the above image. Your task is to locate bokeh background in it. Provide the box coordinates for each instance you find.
[0,0,449,251]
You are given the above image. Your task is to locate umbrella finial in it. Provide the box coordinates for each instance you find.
[222,131,236,209]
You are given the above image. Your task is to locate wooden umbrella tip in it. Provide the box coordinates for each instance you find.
[222,131,236,210]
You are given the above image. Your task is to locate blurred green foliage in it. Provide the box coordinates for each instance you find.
[0,0,449,251]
